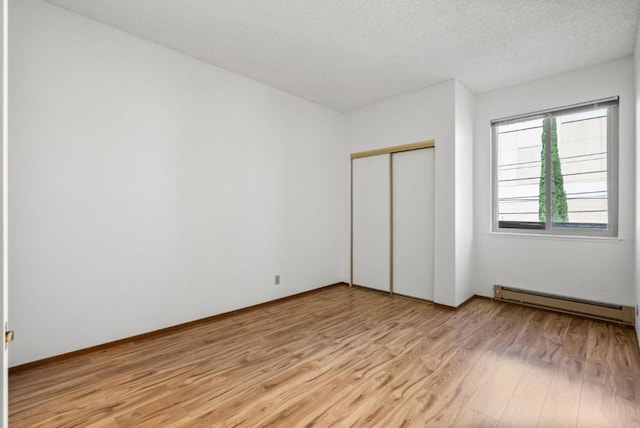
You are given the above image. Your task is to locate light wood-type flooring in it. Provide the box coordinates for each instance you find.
[9,285,640,427]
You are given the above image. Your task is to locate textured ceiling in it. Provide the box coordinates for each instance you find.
[43,0,640,112]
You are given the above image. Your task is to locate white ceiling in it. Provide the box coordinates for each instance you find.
[44,0,640,112]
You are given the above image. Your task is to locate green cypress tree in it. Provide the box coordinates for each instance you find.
[539,118,569,223]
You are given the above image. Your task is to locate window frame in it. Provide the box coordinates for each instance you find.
[491,97,619,238]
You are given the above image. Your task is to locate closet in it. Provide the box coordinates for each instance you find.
[350,141,435,300]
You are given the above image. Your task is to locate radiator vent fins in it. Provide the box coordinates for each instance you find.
[493,285,635,326]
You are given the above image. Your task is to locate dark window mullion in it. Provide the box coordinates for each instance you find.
[544,116,552,230]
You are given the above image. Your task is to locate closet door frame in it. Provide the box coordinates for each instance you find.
[350,139,435,294]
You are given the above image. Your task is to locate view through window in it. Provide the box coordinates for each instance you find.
[493,99,618,236]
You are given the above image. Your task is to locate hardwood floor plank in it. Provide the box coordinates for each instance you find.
[608,328,640,375]
[113,396,190,427]
[610,371,640,427]
[454,407,499,428]
[577,361,615,428]
[562,317,590,361]
[9,286,640,427]
[498,363,552,427]
[468,354,526,421]
[613,392,640,428]
[537,356,584,428]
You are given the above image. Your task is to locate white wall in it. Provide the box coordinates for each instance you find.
[343,81,458,306]
[474,57,636,306]
[454,81,475,305]
[9,0,344,366]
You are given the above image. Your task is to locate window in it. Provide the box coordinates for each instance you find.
[492,98,618,236]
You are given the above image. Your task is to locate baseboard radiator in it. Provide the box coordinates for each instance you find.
[493,285,635,326]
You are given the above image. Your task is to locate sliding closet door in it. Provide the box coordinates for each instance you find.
[392,148,434,300]
[352,154,390,291]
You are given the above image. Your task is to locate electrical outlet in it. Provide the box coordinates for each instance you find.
[275,275,280,285]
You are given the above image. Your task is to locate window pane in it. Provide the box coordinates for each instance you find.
[496,118,543,224]
[552,109,608,229]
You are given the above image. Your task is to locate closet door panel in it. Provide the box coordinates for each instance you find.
[392,148,435,300]
[352,154,390,291]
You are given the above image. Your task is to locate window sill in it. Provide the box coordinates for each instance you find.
[488,231,623,243]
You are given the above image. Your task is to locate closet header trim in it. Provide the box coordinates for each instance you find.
[350,140,435,159]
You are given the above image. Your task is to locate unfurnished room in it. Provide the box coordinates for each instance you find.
[1,0,640,427]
